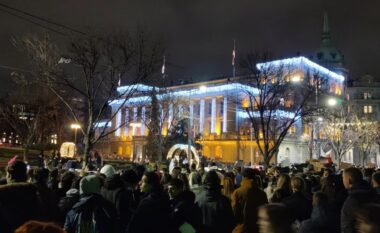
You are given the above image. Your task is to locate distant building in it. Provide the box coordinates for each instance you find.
[96,56,344,164]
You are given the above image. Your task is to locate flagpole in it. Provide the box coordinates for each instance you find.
[232,39,236,77]
[162,55,166,80]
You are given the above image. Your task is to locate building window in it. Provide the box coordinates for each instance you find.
[364,105,373,114]
[364,92,371,99]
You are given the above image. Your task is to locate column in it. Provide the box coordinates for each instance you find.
[189,102,194,127]
[132,107,138,136]
[211,98,216,133]
[141,106,146,136]
[115,110,122,137]
[200,99,205,132]
[124,108,129,137]
[223,96,228,133]
[168,103,173,130]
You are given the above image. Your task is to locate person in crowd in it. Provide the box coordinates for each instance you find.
[100,165,134,232]
[271,173,291,203]
[168,178,203,232]
[234,166,243,188]
[171,166,182,179]
[363,168,375,184]
[356,203,380,233]
[341,167,377,233]
[48,168,60,191]
[15,220,67,233]
[127,171,172,233]
[64,174,118,233]
[282,176,312,223]
[31,167,59,221]
[121,169,140,210]
[196,170,235,233]
[222,173,235,199]
[232,168,268,233]
[299,191,339,233]
[371,172,380,195]
[257,203,294,233]
[188,163,202,187]
[0,160,45,233]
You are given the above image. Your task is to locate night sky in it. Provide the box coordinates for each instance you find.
[0,0,379,94]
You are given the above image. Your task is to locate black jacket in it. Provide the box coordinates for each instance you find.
[0,183,45,233]
[299,204,339,233]
[127,190,172,233]
[170,190,203,232]
[64,194,118,233]
[58,188,80,225]
[341,181,377,233]
[196,187,235,233]
[101,174,136,231]
[271,188,292,203]
[283,191,312,223]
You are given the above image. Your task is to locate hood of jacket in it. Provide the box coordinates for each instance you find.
[72,193,104,212]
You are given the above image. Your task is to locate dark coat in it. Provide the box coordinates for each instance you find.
[271,188,292,203]
[100,174,135,231]
[64,194,118,233]
[0,183,45,233]
[170,190,203,232]
[196,187,235,233]
[58,188,80,225]
[341,181,377,233]
[127,190,172,233]
[299,204,339,233]
[282,191,312,223]
[232,178,268,233]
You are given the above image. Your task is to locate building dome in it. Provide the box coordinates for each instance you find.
[313,12,344,66]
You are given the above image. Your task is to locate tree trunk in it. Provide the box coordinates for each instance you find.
[83,134,92,168]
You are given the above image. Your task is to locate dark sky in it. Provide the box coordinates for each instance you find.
[0,0,379,93]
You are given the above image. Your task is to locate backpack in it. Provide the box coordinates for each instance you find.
[74,206,114,233]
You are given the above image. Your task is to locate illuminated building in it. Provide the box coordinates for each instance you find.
[96,56,344,164]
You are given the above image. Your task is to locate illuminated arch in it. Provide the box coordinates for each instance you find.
[166,144,200,164]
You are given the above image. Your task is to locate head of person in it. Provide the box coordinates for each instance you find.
[140,171,161,194]
[79,175,101,196]
[203,170,221,190]
[168,178,184,199]
[371,172,380,188]
[242,168,256,180]
[6,160,27,183]
[15,220,66,233]
[313,191,329,207]
[343,167,363,190]
[291,176,304,193]
[121,169,139,187]
[276,173,291,191]
[171,167,181,178]
[61,171,77,191]
[258,204,293,233]
[323,168,333,178]
[356,203,380,233]
[100,164,116,178]
[32,168,50,185]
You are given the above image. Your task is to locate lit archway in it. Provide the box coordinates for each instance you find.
[166,144,200,164]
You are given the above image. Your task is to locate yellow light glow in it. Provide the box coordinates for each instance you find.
[70,124,81,129]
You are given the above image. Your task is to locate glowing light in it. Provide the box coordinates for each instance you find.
[94,121,112,128]
[115,111,122,136]
[238,110,296,119]
[256,56,344,82]
[317,117,324,122]
[110,83,260,106]
[327,98,337,106]
[70,124,81,129]
[117,84,159,94]
[291,75,301,82]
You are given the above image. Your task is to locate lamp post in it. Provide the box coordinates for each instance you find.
[70,124,81,156]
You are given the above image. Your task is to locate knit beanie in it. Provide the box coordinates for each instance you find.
[100,164,116,178]
[80,175,101,195]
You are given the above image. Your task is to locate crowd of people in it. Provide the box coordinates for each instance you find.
[1,154,380,233]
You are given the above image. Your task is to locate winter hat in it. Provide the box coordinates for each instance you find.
[79,175,101,195]
[100,164,116,178]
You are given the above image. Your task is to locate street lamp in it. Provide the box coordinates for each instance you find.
[70,123,81,155]
[327,98,337,107]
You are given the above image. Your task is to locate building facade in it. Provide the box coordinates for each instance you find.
[96,56,344,165]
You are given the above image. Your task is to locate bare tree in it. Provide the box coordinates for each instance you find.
[355,119,379,166]
[13,29,163,165]
[144,89,190,161]
[239,52,326,169]
[322,107,358,168]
